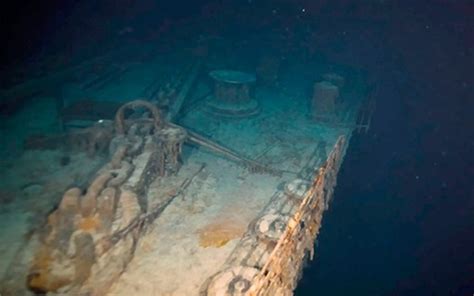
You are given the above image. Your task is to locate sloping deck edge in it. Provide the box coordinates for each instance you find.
[202,136,348,296]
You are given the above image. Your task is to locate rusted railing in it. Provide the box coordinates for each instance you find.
[247,136,346,296]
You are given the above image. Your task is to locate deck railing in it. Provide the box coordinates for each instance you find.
[247,136,347,296]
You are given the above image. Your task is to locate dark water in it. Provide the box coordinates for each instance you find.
[1,1,472,295]
[295,3,473,295]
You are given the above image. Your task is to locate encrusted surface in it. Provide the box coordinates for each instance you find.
[0,44,365,296]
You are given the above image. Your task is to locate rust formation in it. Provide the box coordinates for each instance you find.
[202,136,347,296]
[1,93,279,295]
[246,137,346,295]
[206,70,260,118]
[1,50,361,295]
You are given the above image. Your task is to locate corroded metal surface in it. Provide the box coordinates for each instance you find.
[1,95,279,295]
[247,136,346,295]
[201,136,347,296]
[25,111,164,295]
[207,70,260,118]
[1,48,359,295]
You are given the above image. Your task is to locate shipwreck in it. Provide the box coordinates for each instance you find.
[0,44,374,295]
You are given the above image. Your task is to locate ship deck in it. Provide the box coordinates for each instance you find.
[0,44,369,295]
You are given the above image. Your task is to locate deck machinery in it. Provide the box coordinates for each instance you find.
[0,53,373,296]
